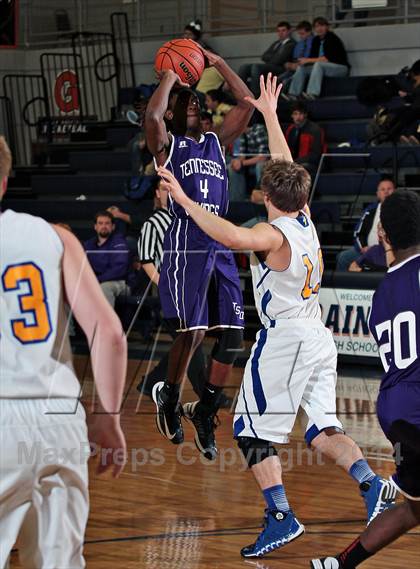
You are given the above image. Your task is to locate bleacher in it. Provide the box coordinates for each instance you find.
[2,18,420,345]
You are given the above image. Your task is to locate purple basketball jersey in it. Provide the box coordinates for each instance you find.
[165,131,229,220]
[369,254,420,390]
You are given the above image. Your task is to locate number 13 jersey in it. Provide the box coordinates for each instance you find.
[251,211,323,326]
[0,209,80,399]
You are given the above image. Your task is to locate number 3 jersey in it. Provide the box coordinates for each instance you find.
[369,254,420,390]
[251,211,323,325]
[0,209,80,399]
[164,131,229,223]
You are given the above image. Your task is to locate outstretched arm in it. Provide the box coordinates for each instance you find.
[144,70,188,166]
[54,225,127,477]
[157,166,283,252]
[244,73,293,162]
[198,46,254,147]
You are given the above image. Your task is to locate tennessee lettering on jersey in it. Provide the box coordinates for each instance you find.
[180,158,225,180]
[165,132,228,221]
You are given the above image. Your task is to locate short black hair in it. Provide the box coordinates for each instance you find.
[200,111,212,121]
[206,89,222,103]
[296,20,312,32]
[95,210,114,223]
[313,17,329,26]
[277,21,291,30]
[380,190,420,251]
[378,174,395,186]
[410,59,420,77]
[290,101,308,115]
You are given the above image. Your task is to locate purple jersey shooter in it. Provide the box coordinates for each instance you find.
[158,131,244,332]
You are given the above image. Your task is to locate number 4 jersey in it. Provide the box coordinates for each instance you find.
[369,254,420,389]
[0,210,81,398]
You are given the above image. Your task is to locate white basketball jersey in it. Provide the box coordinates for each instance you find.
[251,211,323,325]
[0,210,80,398]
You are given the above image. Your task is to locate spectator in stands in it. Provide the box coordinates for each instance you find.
[238,21,296,96]
[200,111,213,133]
[84,210,131,307]
[107,205,142,255]
[279,20,314,94]
[228,116,269,201]
[395,59,420,145]
[285,101,325,178]
[348,242,389,272]
[183,19,225,95]
[130,131,154,177]
[336,176,396,271]
[287,17,350,100]
[205,89,233,127]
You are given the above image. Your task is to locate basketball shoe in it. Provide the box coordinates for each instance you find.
[310,558,346,569]
[183,401,219,460]
[152,382,184,444]
[360,475,397,524]
[241,510,304,558]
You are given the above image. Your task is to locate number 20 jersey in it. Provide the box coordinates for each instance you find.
[369,254,420,390]
[0,209,80,399]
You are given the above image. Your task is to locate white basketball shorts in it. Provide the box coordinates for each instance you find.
[233,319,343,444]
[0,398,89,569]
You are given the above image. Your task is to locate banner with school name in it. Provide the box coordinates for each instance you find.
[319,287,379,358]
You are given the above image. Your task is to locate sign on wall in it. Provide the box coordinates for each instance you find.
[319,287,379,358]
[0,0,18,48]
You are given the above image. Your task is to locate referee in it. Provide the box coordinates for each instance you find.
[138,180,172,284]
[137,181,207,398]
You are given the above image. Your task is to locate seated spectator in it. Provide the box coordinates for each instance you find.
[288,17,350,100]
[107,205,142,255]
[200,111,213,133]
[238,21,296,96]
[229,116,269,201]
[285,101,326,178]
[336,176,396,271]
[205,89,233,127]
[348,243,389,272]
[279,21,313,93]
[84,211,131,307]
[183,19,224,95]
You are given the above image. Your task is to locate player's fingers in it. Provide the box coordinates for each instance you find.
[275,83,283,99]
[266,72,272,92]
[260,74,266,95]
[271,75,277,96]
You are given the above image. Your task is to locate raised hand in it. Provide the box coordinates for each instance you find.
[244,73,282,115]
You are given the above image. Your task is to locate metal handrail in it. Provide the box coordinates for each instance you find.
[18,0,420,47]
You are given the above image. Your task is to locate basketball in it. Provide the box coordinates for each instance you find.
[155,39,205,86]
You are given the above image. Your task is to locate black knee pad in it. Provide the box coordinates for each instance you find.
[236,436,278,468]
[212,328,243,365]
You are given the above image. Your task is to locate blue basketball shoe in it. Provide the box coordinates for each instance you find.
[360,475,397,525]
[241,510,304,558]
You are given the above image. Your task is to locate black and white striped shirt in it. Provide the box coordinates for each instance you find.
[138,208,172,272]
